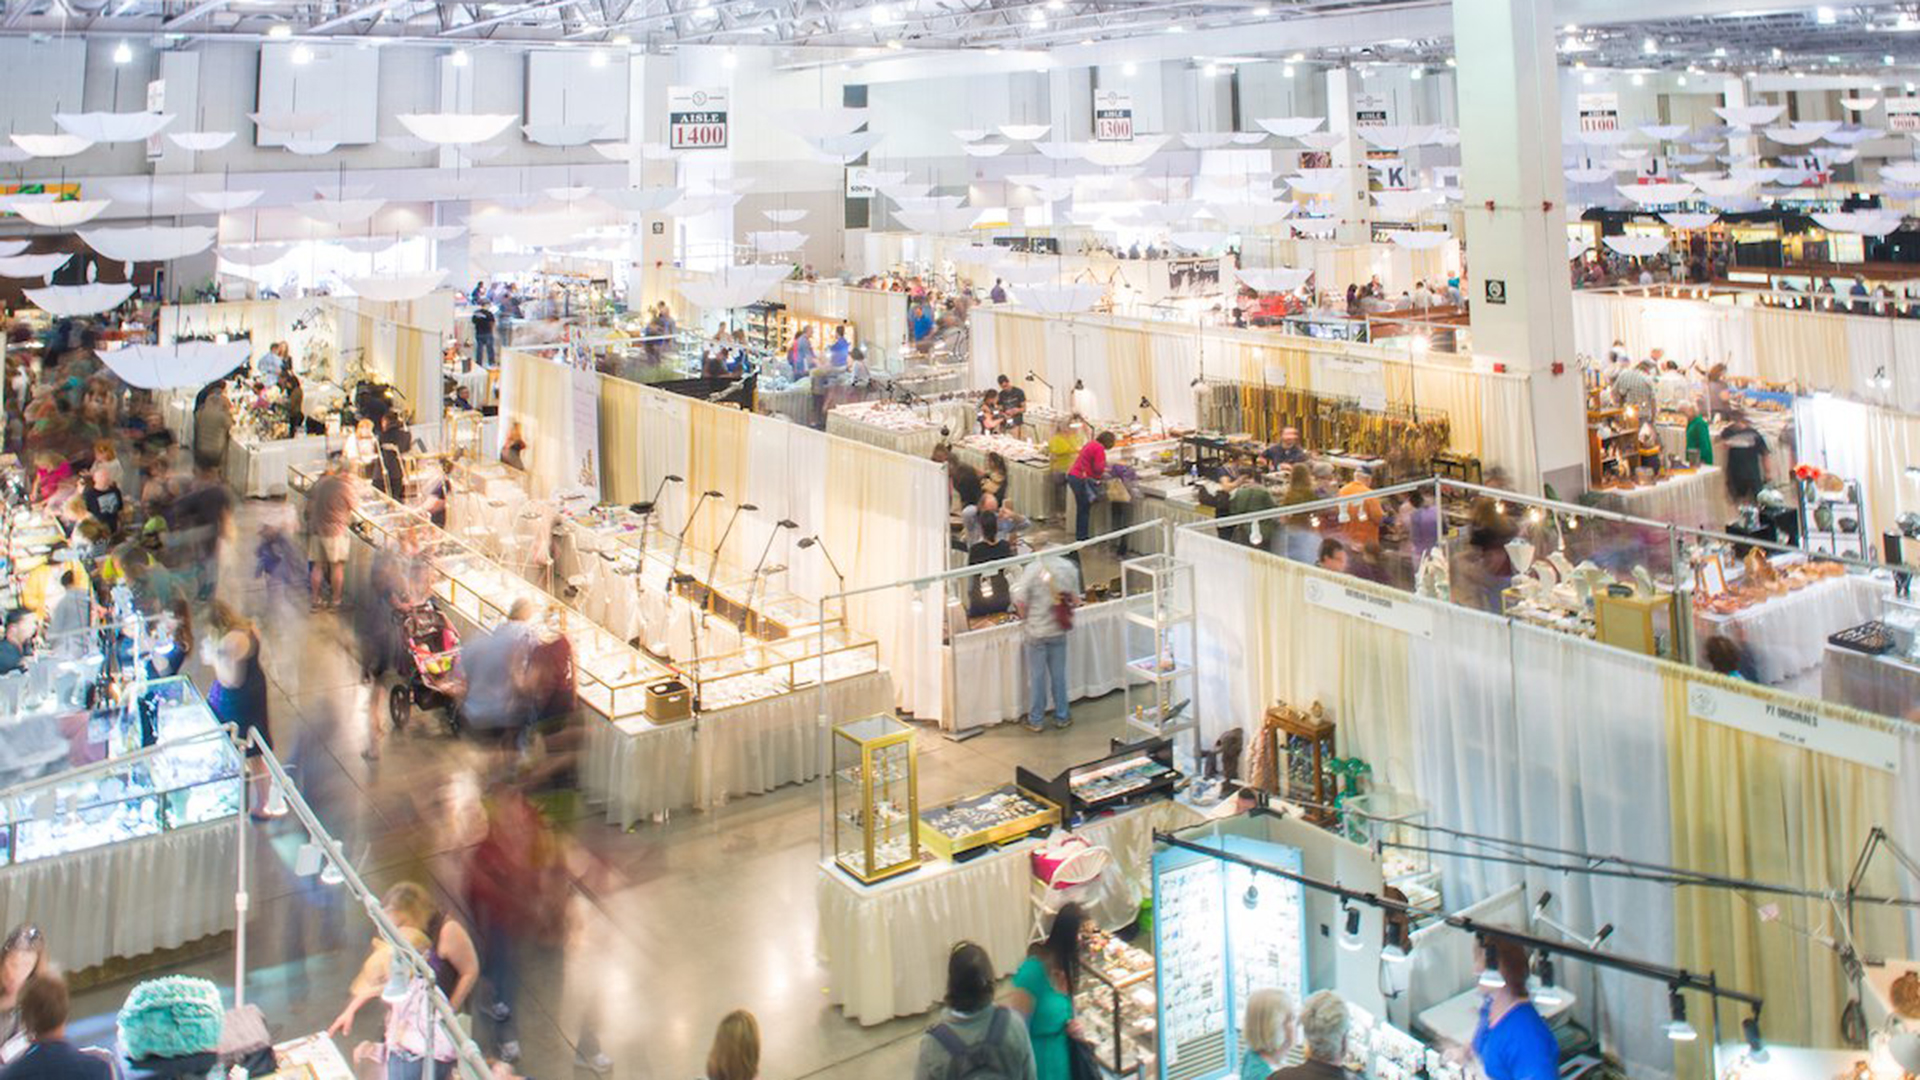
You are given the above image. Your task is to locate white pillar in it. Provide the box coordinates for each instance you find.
[1722,76,1760,162]
[627,52,676,309]
[1325,68,1371,243]
[1455,0,1587,494]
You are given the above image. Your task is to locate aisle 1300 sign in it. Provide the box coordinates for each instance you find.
[669,86,729,149]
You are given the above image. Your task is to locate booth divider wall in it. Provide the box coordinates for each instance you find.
[1173,527,1915,1075]
[506,350,948,718]
[1572,290,1920,413]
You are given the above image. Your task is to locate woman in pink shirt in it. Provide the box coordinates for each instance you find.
[1066,432,1114,541]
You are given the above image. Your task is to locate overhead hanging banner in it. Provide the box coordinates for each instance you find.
[668,86,729,150]
[1887,97,1920,133]
[1577,92,1620,133]
[568,363,602,495]
[146,80,167,161]
[1094,89,1135,142]
[845,165,875,199]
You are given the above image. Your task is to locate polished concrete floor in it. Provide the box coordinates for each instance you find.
[69,502,1146,1080]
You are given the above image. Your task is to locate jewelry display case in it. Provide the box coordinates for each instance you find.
[676,629,881,712]
[1342,1004,1467,1080]
[0,726,243,867]
[831,715,919,884]
[1122,555,1200,740]
[1019,737,1180,822]
[1077,930,1157,1077]
[917,783,1060,862]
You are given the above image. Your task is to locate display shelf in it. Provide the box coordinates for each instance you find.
[1077,937,1157,1078]
[1799,474,1869,560]
[1122,555,1202,740]
[917,783,1060,862]
[0,725,243,867]
[1019,737,1180,820]
[831,715,920,884]
[1343,1003,1466,1080]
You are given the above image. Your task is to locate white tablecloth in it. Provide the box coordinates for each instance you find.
[226,434,329,498]
[0,820,237,971]
[826,409,948,459]
[580,668,895,827]
[446,366,494,408]
[1695,574,1889,687]
[944,598,1132,732]
[760,384,814,427]
[817,799,1204,1025]
[1596,466,1734,530]
[1820,644,1920,721]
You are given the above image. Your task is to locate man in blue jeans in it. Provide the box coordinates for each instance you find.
[1014,548,1081,733]
[472,302,498,367]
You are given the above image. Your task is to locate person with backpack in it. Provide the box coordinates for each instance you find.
[915,942,1036,1080]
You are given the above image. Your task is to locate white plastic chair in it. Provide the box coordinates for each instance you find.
[1032,841,1131,935]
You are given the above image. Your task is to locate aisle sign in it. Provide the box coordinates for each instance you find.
[146,80,166,161]
[668,86,729,150]
[1686,681,1899,773]
[1094,89,1135,142]
[846,165,876,199]
[1353,92,1391,127]
[1303,576,1434,639]
[1576,92,1620,133]
[1888,97,1920,133]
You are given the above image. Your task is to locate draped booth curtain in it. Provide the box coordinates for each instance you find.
[1175,526,1918,1075]
[1796,395,1920,547]
[499,349,572,498]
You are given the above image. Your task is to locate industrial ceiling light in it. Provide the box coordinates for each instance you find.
[1477,941,1505,990]
[1338,903,1364,951]
[113,40,132,63]
[1202,62,1219,76]
[1889,55,1899,66]
[1029,10,1045,26]
[1643,36,1657,54]
[1743,1013,1769,1063]
[450,48,469,66]
[591,50,609,66]
[1411,67,1424,80]
[613,33,631,44]
[869,3,892,25]
[1446,56,1456,67]
[1047,0,1064,9]
[1166,23,1184,32]
[1123,61,1138,75]
[292,44,314,64]
[1664,988,1698,1042]
[1253,3,1270,12]
[1677,75,1688,86]
[1282,65,1294,76]
[1817,5,1837,23]
[1632,72,1645,85]
[1582,71,1595,84]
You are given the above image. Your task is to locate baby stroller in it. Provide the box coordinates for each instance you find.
[389,602,465,735]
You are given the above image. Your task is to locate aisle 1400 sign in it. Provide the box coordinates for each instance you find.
[669,86,729,149]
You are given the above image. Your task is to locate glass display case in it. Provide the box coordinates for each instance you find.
[1339,790,1441,911]
[0,676,222,790]
[679,629,880,713]
[1019,737,1180,822]
[0,727,243,867]
[918,783,1060,862]
[1343,1004,1466,1080]
[1122,555,1199,740]
[831,715,919,884]
[1077,929,1157,1077]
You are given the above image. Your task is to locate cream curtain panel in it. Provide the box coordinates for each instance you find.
[1749,306,1851,391]
[597,376,646,505]
[498,349,571,497]
[1796,396,1920,547]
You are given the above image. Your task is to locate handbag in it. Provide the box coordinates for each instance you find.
[1104,477,1132,503]
[1067,1035,1102,1080]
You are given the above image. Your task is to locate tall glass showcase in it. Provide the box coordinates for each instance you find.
[831,714,920,884]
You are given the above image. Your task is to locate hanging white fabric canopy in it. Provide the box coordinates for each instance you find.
[998,124,1051,141]
[1080,137,1168,168]
[1603,234,1669,257]
[522,123,615,147]
[891,207,981,233]
[1183,133,1237,149]
[0,253,71,279]
[1713,104,1785,127]
[1205,201,1295,228]
[1166,231,1229,253]
[746,230,809,253]
[596,187,683,213]
[1704,195,1766,213]
[80,225,215,262]
[1568,237,1593,260]
[168,131,236,151]
[763,209,809,224]
[1285,170,1345,195]
[296,198,386,225]
[217,244,293,267]
[1254,117,1327,138]
[397,113,518,145]
[676,264,794,310]
[0,241,30,258]
[1812,211,1904,235]
[1669,153,1712,166]
[419,225,466,241]
[1726,166,1782,184]
[24,282,134,316]
[250,111,327,133]
[1640,124,1690,141]
[0,194,55,214]
[1762,126,1831,146]
[1812,147,1858,165]
[1882,162,1920,185]
[1356,125,1442,151]
[1661,212,1720,230]
[810,131,886,163]
[1577,129,1636,146]
[953,129,991,142]
[101,340,253,391]
[1013,282,1105,314]
[283,140,340,156]
[1383,229,1451,250]
[1616,182,1696,205]
[1613,147,1651,161]
[1373,189,1443,217]
[54,112,174,143]
[188,190,263,212]
[776,107,869,139]
[1772,167,1819,186]
[1293,132,1345,152]
[10,134,93,158]
[1032,141,1082,160]
[1679,170,1725,184]
[1564,167,1615,184]
[13,200,110,228]
[1234,266,1312,292]
[1017,177,1079,203]
[962,143,1012,158]
[347,270,448,302]
[334,237,400,255]
[1823,127,1883,145]
[1842,97,1880,111]
[471,251,542,275]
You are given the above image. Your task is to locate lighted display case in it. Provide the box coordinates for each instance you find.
[1077,931,1158,1077]
[678,629,880,712]
[918,783,1060,862]
[1020,737,1180,822]
[0,726,243,867]
[831,714,919,884]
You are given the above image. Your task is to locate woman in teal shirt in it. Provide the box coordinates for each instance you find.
[1007,903,1086,1080]
[1237,988,1297,1080]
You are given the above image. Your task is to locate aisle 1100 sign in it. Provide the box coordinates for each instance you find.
[668,86,729,149]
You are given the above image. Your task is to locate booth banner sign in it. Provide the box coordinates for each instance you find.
[1094,89,1135,142]
[146,80,167,161]
[569,366,602,494]
[668,86,729,149]
[1302,576,1434,638]
[1888,98,1920,133]
[1370,220,1414,243]
[1686,681,1898,773]
[1576,92,1619,133]
[845,165,875,199]
[1167,257,1221,296]
[1353,92,1391,127]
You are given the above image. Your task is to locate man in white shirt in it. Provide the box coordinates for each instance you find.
[1013,549,1081,733]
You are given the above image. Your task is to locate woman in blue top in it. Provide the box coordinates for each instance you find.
[1469,939,1560,1080]
[1007,902,1086,1080]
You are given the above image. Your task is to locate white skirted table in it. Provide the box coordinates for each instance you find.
[759,384,815,427]
[1595,466,1733,530]
[950,444,1058,522]
[943,598,1131,732]
[816,799,1206,1026]
[445,366,494,408]
[0,820,238,972]
[579,668,895,828]
[1820,644,1920,720]
[825,400,971,459]
[1695,574,1889,689]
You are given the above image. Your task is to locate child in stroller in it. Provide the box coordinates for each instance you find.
[387,602,465,735]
